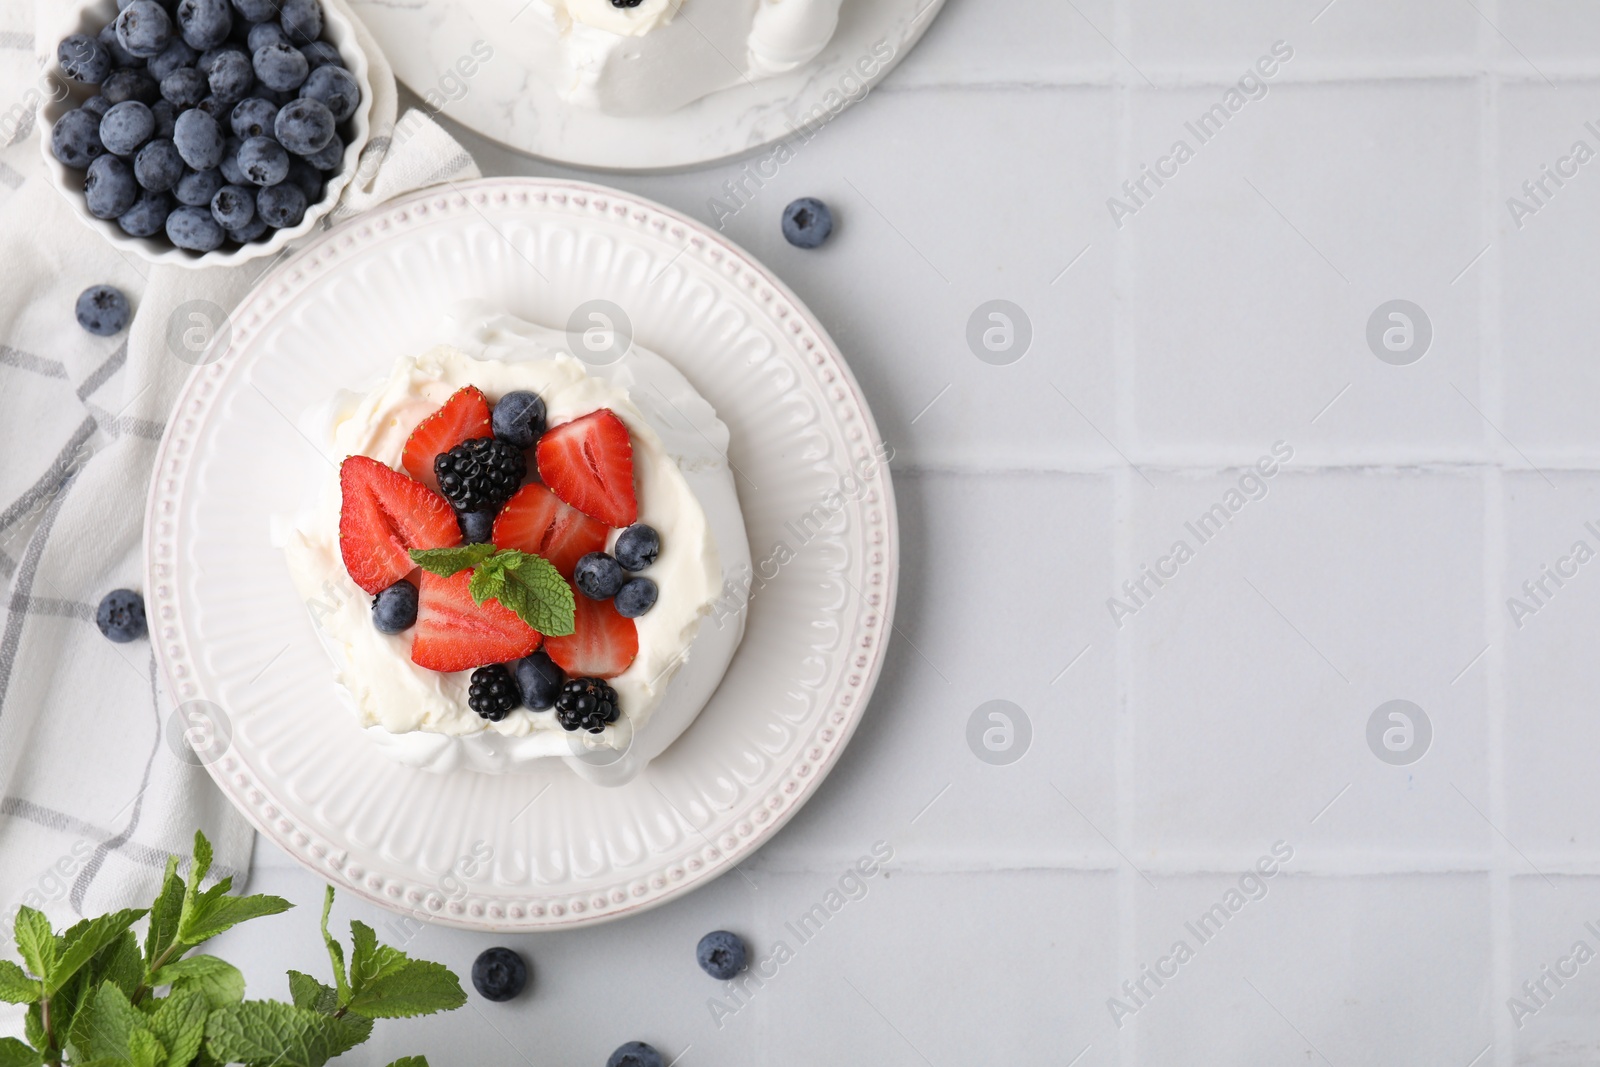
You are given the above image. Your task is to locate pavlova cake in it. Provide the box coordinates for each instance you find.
[504,0,849,115]
[280,309,749,783]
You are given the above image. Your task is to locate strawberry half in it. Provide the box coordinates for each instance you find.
[401,385,493,494]
[410,570,542,673]
[491,484,610,580]
[544,594,638,679]
[535,409,637,528]
[339,456,461,595]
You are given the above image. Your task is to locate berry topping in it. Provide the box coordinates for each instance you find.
[513,650,564,710]
[458,509,495,545]
[696,931,747,980]
[434,437,526,515]
[613,523,660,572]
[467,664,520,722]
[337,455,460,595]
[75,284,130,336]
[491,390,547,450]
[471,947,528,1002]
[400,384,493,493]
[370,579,417,635]
[536,409,637,528]
[573,552,626,601]
[614,577,657,619]
[555,677,619,734]
[607,1043,664,1067]
[96,589,147,643]
[491,484,609,580]
[544,595,637,679]
[410,570,541,673]
[782,196,833,249]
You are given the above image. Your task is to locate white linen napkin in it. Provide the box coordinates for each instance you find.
[0,0,480,986]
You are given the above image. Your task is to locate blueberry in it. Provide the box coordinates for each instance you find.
[133,137,184,191]
[218,135,246,183]
[146,38,198,80]
[607,1043,664,1067]
[81,96,113,118]
[513,650,563,710]
[196,43,244,73]
[285,156,322,199]
[491,391,545,449]
[173,107,223,168]
[117,0,175,58]
[256,85,296,107]
[75,285,131,336]
[159,65,207,108]
[209,183,254,228]
[456,509,495,544]
[224,214,268,243]
[236,135,287,185]
[229,96,277,138]
[96,589,147,643]
[370,579,418,635]
[174,165,223,205]
[101,69,159,105]
[300,132,342,172]
[782,197,833,249]
[150,98,177,137]
[99,101,155,156]
[177,0,233,50]
[50,109,106,168]
[574,553,626,601]
[470,947,527,1002]
[207,48,254,103]
[58,34,111,84]
[273,96,333,155]
[253,40,308,91]
[279,0,323,44]
[695,930,747,980]
[117,189,173,236]
[193,94,228,119]
[97,23,143,68]
[298,64,357,122]
[613,577,657,618]
[255,181,306,227]
[612,524,660,572]
[299,40,343,70]
[246,20,289,53]
[232,0,281,21]
[166,203,225,250]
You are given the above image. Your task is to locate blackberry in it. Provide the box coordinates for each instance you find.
[434,437,526,513]
[555,677,619,734]
[468,665,520,722]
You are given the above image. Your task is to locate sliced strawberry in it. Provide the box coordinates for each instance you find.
[544,594,638,679]
[411,570,542,673]
[491,484,610,579]
[401,385,493,493]
[535,409,637,528]
[339,456,461,595]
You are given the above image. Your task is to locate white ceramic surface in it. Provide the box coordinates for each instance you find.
[145,176,898,929]
[352,0,945,171]
[36,0,374,270]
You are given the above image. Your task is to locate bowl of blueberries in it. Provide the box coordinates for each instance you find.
[39,0,372,268]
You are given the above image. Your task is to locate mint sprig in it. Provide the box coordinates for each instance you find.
[409,546,576,637]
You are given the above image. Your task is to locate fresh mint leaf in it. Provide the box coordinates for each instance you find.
[177,891,292,946]
[466,561,506,608]
[149,955,244,1010]
[47,907,147,995]
[343,959,466,1020]
[145,854,185,966]
[91,929,144,999]
[12,909,54,981]
[348,922,408,991]
[496,552,575,636]
[384,1058,428,1067]
[318,888,349,1008]
[75,983,146,1063]
[147,987,208,1067]
[408,544,496,578]
[0,1037,41,1067]
[286,971,337,1016]
[126,1028,166,1067]
[23,1003,44,1052]
[203,1001,346,1067]
[326,1014,373,1059]
[0,961,38,1004]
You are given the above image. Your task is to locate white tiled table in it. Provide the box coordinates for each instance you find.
[220,0,1600,1061]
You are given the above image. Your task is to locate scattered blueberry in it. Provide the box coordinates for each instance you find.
[166,203,225,250]
[150,98,177,137]
[133,138,184,191]
[236,134,287,185]
[97,23,143,69]
[370,579,417,635]
[207,49,254,103]
[117,189,173,236]
[96,589,147,643]
[58,34,111,84]
[84,155,139,219]
[209,183,254,228]
[614,577,657,618]
[273,96,333,154]
[75,284,131,336]
[782,196,833,249]
[231,0,280,21]
[173,107,223,168]
[280,0,323,44]
[299,40,343,69]
[116,0,174,58]
[147,38,198,80]
[255,179,306,228]
[468,665,521,722]
[607,1043,664,1067]
[299,132,342,171]
[471,948,528,1003]
[613,524,660,572]
[174,165,223,205]
[159,65,207,108]
[574,553,626,601]
[101,68,159,105]
[696,930,747,980]
[51,109,106,168]
[245,20,289,53]
[224,214,268,243]
[177,0,233,50]
[99,100,155,156]
[457,509,495,544]
[253,40,308,91]
[491,390,545,449]
[513,650,563,711]
[299,64,356,122]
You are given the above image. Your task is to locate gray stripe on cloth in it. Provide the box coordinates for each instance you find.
[1,798,245,884]
[0,466,78,724]
[0,162,23,190]
[8,595,93,620]
[0,32,30,49]
[0,416,95,537]
[0,345,67,379]
[76,341,127,400]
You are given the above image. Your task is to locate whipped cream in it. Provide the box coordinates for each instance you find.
[280,311,745,770]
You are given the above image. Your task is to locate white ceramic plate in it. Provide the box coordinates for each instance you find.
[352,0,944,171]
[145,177,898,929]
